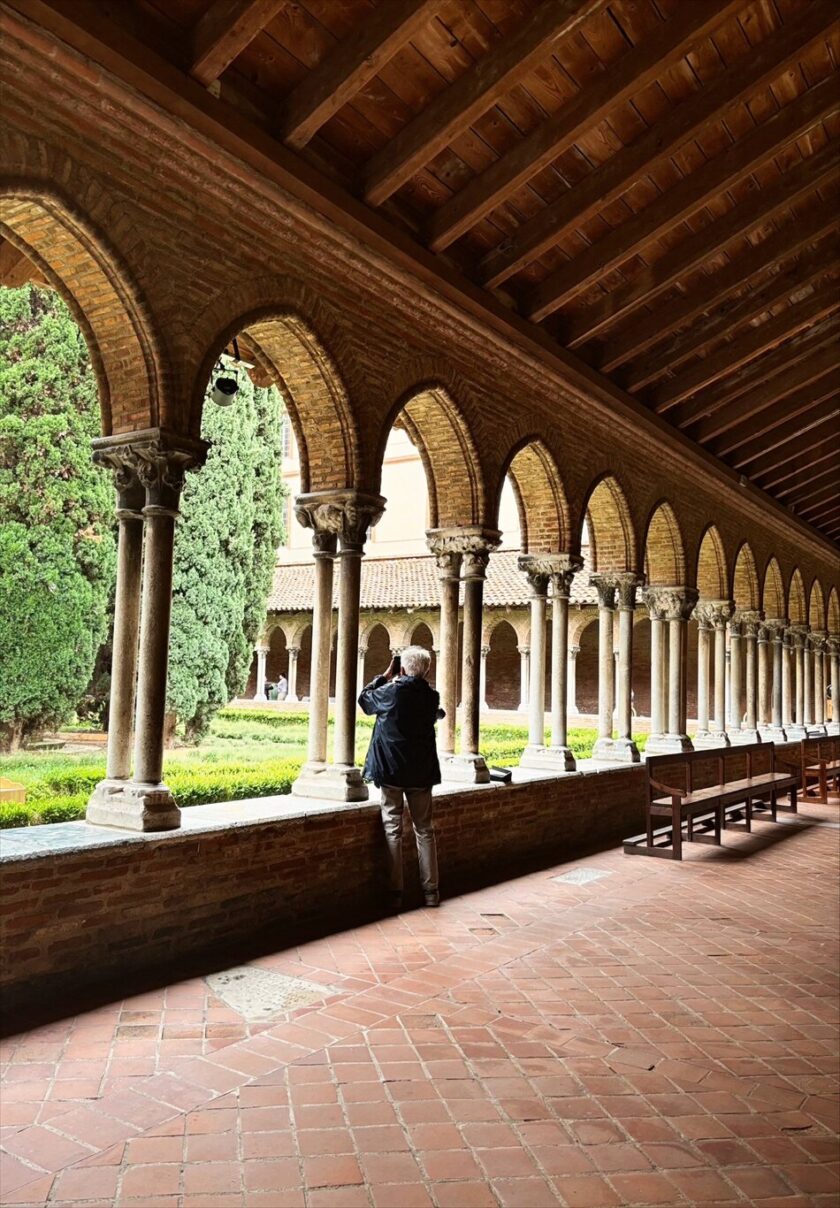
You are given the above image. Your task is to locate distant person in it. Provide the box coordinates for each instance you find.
[359,646,443,909]
[276,673,288,701]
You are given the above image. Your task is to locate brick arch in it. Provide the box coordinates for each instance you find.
[732,543,760,611]
[0,182,164,436]
[580,474,636,573]
[762,558,786,619]
[809,579,826,630]
[788,569,807,624]
[360,616,393,648]
[381,382,484,529]
[696,525,728,600]
[643,501,686,586]
[496,438,570,555]
[828,587,839,633]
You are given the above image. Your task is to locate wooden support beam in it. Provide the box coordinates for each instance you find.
[622,236,840,392]
[673,323,838,430]
[478,3,832,288]
[651,289,840,413]
[790,479,840,512]
[189,0,285,86]
[427,0,743,254]
[757,444,839,491]
[598,208,838,373]
[735,408,840,475]
[778,463,839,501]
[721,395,839,464]
[563,141,839,349]
[363,0,606,206]
[281,0,446,150]
[705,366,838,453]
[526,74,839,322]
[800,500,840,524]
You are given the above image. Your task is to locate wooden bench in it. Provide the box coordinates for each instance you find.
[624,744,798,861]
[777,736,840,804]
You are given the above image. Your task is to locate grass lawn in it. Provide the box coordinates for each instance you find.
[0,709,647,828]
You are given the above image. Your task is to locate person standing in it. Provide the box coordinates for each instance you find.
[359,646,442,908]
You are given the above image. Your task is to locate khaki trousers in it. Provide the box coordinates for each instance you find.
[380,785,439,895]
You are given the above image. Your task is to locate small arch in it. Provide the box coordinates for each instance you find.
[696,525,728,600]
[788,569,807,624]
[828,587,840,633]
[1,183,164,434]
[643,501,686,586]
[193,306,359,493]
[732,543,760,611]
[762,558,786,619]
[380,383,483,528]
[580,474,635,573]
[496,437,570,554]
[809,579,826,630]
[486,619,521,710]
[363,623,392,683]
[409,620,437,688]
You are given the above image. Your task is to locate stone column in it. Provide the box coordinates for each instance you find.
[590,576,616,760]
[828,635,840,735]
[519,562,549,759]
[293,490,384,801]
[426,536,462,757]
[728,616,743,739]
[737,611,762,743]
[613,574,641,762]
[479,643,490,713]
[429,527,500,782]
[781,629,793,731]
[693,607,712,746]
[789,626,808,737]
[763,621,787,740]
[525,558,582,772]
[645,588,696,754]
[517,645,530,713]
[287,645,300,703]
[567,645,579,717]
[645,593,666,744]
[757,625,770,729]
[356,644,368,701]
[89,431,207,831]
[812,632,827,730]
[86,453,144,821]
[254,645,269,702]
[803,630,814,728]
[711,605,732,745]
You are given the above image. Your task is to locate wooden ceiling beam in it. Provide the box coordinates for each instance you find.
[756,444,839,491]
[800,500,840,525]
[526,74,839,322]
[778,463,839,501]
[722,395,839,465]
[623,237,839,392]
[672,322,838,430]
[363,0,606,207]
[735,408,840,475]
[707,370,838,455]
[281,0,446,151]
[598,208,838,374]
[478,2,832,289]
[429,1,745,257]
[650,289,840,413]
[563,142,838,349]
[189,0,285,87]
[790,480,840,513]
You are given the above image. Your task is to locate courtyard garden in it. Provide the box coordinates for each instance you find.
[0,709,648,828]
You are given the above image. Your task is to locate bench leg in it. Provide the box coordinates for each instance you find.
[672,803,682,861]
[770,788,777,822]
[646,806,653,849]
[714,805,722,846]
[744,798,752,833]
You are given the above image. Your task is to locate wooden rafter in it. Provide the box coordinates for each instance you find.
[790,479,840,512]
[722,395,839,466]
[478,2,833,289]
[526,74,839,322]
[694,353,839,445]
[563,144,838,349]
[600,205,839,374]
[651,289,840,413]
[771,456,839,497]
[363,0,607,206]
[756,443,839,491]
[427,0,743,253]
[189,0,285,86]
[736,410,840,475]
[800,499,840,524]
[711,377,838,458]
[281,0,446,151]
[622,238,840,392]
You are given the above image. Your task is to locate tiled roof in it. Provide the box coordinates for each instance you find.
[267,550,597,613]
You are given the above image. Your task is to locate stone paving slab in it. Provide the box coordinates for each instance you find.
[0,800,837,1206]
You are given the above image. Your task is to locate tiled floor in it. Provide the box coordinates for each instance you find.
[1,803,838,1207]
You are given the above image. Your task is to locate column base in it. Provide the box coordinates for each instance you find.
[86,779,181,832]
[518,744,577,773]
[291,762,369,802]
[254,693,268,703]
[784,724,807,739]
[825,721,839,736]
[693,730,731,749]
[439,753,490,784]
[729,729,762,745]
[644,733,694,756]
[759,725,788,742]
[592,737,640,764]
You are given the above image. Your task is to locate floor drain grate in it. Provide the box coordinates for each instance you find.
[552,868,613,885]
[205,966,341,1021]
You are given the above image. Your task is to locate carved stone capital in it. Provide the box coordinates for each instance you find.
[426,526,502,557]
[93,429,208,515]
[643,586,698,622]
[517,644,530,656]
[810,629,828,653]
[518,556,552,597]
[827,635,840,656]
[789,624,809,649]
[590,575,616,611]
[430,549,462,581]
[763,616,788,641]
[480,644,491,657]
[288,646,301,656]
[693,599,733,631]
[733,609,762,639]
[569,645,580,659]
[463,549,491,580]
[295,490,385,552]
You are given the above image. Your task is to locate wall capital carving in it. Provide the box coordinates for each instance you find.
[590,575,616,611]
[733,609,762,638]
[426,526,502,557]
[788,623,809,649]
[762,616,788,640]
[826,635,840,656]
[295,489,385,552]
[93,428,208,515]
[463,549,491,580]
[810,629,828,652]
[590,572,641,611]
[517,556,551,597]
[694,599,732,630]
[643,586,698,622]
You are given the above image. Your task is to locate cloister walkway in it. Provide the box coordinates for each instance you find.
[2,803,838,1207]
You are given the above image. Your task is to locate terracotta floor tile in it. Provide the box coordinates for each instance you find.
[551,1174,621,1206]
[52,1165,120,1200]
[419,1148,482,1181]
[609,1171,682,1203]
[370,1182,434,1207]
[241,1158,301,1190]
[430,1182,497,1207]
[120,1163,181,1197]
[302,1154,364,1187]
[182,1162,242,1195]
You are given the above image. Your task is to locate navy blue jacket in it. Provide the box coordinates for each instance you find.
[358,675,442,788]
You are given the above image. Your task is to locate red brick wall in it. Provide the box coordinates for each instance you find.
[0,769,646,1006]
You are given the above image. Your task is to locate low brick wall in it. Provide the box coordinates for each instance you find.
[0,767,646,1008]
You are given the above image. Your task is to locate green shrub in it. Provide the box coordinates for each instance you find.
[0,803,31,829]
[38,797,87,824]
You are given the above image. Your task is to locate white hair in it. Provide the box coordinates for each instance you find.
[400,645,431,677]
